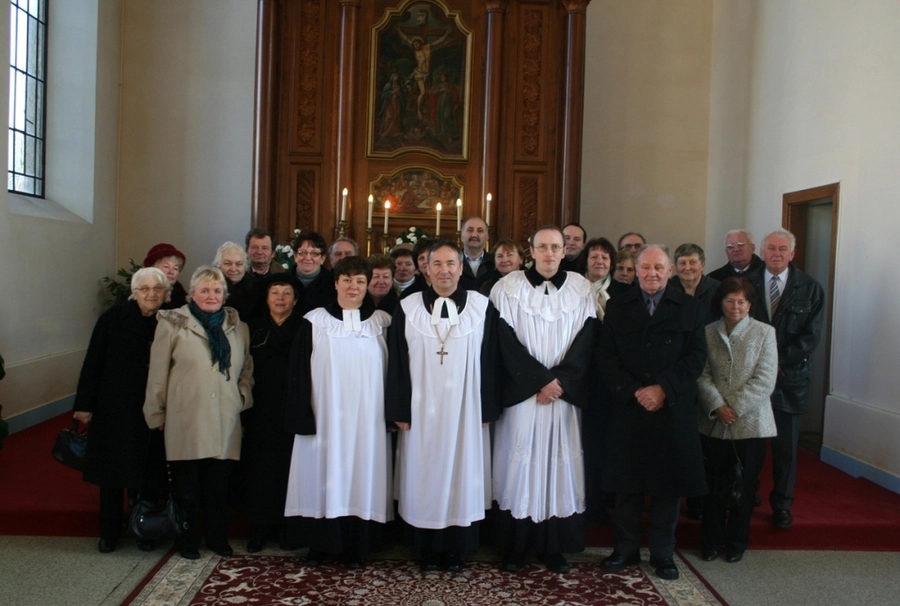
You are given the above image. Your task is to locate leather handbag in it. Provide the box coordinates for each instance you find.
[128,465,188,541]
[51,419,88,471]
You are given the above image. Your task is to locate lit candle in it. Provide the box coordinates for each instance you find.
[341,188,348,222]
[383,201,390,234]
[367,194,374,228]
[485,193,492,226]
[456,198,462,231]
[436,202,442,235]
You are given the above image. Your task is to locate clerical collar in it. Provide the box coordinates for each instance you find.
[325,300,375,323]
[422,286,467,316]
[525,265,567,289]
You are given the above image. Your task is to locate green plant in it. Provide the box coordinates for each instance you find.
[102,259,142,305]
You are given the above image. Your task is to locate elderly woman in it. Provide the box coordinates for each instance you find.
[578,237,626,322]
[144,266,254,560]
[214,241,259,320]
[697,277,777,564]
[613,249,636,286]
[74,268,170,553]
[367,254,399,314]
[284,256,393,569]
[144,243,188,308]
[243,273,303,553]
[673,243,720,323]
[478,239,525,296]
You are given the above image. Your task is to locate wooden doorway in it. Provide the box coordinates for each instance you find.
[782,182,839,453]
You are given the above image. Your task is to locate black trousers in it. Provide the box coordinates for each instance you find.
[770,409,802,511]
[613,493,680,559]
[701,435,766,554]
[170,459,234,549]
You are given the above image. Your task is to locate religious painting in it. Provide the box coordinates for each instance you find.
[369,166,465,220]
[367,0,473,161]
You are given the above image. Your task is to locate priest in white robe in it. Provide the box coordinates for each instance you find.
[386,240,500,572]
[283,257,393,569]
[491,226,597,574]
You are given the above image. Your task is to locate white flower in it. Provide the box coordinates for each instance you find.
[395,237,403,246]
[294,228,301,235]
[282,263,289,269]
[409,236,417,243]
[408,227,416,233]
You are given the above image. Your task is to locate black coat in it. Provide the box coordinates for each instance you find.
[295,267,337,314]
[226,272,263,320]
[460,256,495,291]
[73,301,164,488]
[242,311,302,525]
[746,263,825,414]
[597,286,708,497]
[707,254,764,282]
[671,274,721,324]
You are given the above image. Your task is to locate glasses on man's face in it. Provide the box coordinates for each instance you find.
[295,250,323,257]
[533,244,564,253]
[136,286,166,294]
[725,242,748,249]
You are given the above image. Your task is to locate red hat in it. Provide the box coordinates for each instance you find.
[143,243,186,268]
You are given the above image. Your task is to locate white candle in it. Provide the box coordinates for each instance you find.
[367,194,374,228]
[383,201,390,234]
[436,202,442,235]
[456,198,462,231]
[341,188,348,222]
[485,192,492,226]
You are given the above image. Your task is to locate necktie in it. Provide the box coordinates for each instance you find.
[769,276,781,315]
[647,297,656,316]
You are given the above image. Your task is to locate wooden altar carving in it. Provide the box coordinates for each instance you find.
[253,0,591,251]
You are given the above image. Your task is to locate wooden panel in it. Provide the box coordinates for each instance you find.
[515,4,547,163]
[288,164,320,232]
[287,0,326,154]
[514,171,543,244]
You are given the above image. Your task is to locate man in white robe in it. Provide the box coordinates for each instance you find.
[386,240,500,572]
[491,226,597,573]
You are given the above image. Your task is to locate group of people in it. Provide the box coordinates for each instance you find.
[72,218,824,581]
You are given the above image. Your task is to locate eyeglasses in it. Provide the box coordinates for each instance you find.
[295,249,323,257]
[533,244,564,253]
[622,243,643,251]
[725,242,748,249]
[136,286,166,294]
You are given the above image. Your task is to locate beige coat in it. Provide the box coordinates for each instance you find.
[697,316,778,440]
[144,305,253,461]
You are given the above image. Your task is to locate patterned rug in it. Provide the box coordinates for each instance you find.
[123,548,727,606]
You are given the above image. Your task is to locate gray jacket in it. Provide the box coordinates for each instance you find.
[697,316,778,440]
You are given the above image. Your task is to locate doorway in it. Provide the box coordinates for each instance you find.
[782,183,839,454]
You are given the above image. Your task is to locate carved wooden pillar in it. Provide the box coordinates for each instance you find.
[481,0,508,224]
[252,0,280,230]
[335,0,360,237]
[559,0,590,225]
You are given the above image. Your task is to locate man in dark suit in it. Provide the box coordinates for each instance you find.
[459,217,494,291]
[560,223,587,272]
[708,229,764,281]
[597,245,707,581]
[747,229,824,530]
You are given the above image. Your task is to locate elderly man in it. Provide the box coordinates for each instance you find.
[617,232,646,253]
[246,228,285,276]
[459,217,494,291]
[708,230,764,281]
[597,245,707,581]
[747,229,824,530]
[560,223,587,272]
[329,237,359,267]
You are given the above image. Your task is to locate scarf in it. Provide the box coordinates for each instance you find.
[189,301,232,380]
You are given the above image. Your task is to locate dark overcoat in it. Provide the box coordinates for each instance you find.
[73,301,164,488]
[597,286,708,497]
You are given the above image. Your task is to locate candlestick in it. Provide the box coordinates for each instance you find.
[338,219,347,238]
[367,194,374,228]
[456,198,462,231]
[341,188,348,222]
[436,202,442,236]
[485,193,492,226]
[366,227,373,256]
[383,201,390,235]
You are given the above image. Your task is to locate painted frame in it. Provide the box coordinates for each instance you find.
[369,165,465,220]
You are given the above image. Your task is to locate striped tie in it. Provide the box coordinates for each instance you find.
[769,276,781,315]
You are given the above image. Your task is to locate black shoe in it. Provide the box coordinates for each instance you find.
[753,492,762,507]
[649,556,679,580]
[539,553,570,574]
[98,538,117,553]
[180,548,200,560]
[725,550,744,563]
[210,543,233,557]
[441,553,463,572]
[342,553,363,570]
[421,553,440,571]
[502,552,526,572]
[772,509,793,529]
[247,538,266,553]
[600,551,640,572]
[306,550,326,567]
[136,539,156,552]
[701,548,719,562]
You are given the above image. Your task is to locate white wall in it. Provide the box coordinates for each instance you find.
[711,0,900,487]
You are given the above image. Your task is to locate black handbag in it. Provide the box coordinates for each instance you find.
[51,419,87,471]
[128,466,188,541]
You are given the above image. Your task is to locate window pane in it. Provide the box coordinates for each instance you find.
[14,70,25,131]
[9,5,16,66]
[25,133,34,175]
[27,15,36,76]
[7,134,13,172]
[13,130,23,172]
[35,137,42,177]
[25,76,35,135]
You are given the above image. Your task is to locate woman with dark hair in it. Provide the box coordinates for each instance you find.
[74,268,171,553]
[578,237,625,322]
[367,254,400,314]
[284,256,393,569]
[144,266,254,560]
[243,273,303,552]
[697,277,777,564]
[478,239,525,296]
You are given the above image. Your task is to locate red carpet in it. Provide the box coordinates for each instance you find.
[3,413,900,550]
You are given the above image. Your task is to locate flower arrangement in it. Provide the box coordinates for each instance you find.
[275,228,302,270]
[396,226,428,247]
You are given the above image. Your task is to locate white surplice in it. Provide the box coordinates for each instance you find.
[284,308,394,523]
[490,271,595,522]
[394,292,491,529]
